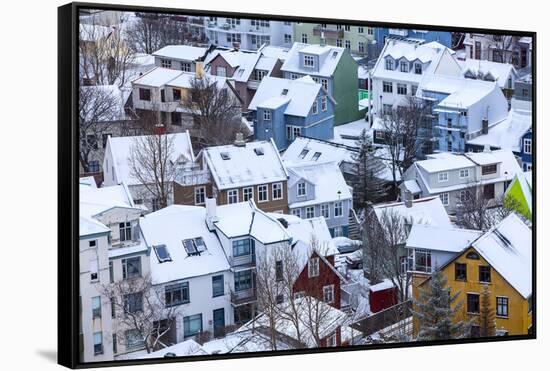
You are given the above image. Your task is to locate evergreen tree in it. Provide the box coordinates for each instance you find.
[351,129,389,209]
[479,284,496,337]
[413,270,469,341]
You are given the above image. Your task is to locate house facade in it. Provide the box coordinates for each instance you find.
[412,214,533,337]
[374,28,453,49]
[463,34,532,69]
[281,43,362,125]
[249,76,336,149]
[203,139,289,213]
[152,45,208,74]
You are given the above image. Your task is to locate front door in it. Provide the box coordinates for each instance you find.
[213,308,225,338]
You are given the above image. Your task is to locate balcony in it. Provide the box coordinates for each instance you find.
[313,26,344,39]
[229,253,255,268]
[231,287,257,306]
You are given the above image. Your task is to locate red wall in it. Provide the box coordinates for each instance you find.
[293,253,341,309]
[319,326,342,347]
[369,287,397,313]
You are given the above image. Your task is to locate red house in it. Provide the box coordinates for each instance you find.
[369,280,397,313]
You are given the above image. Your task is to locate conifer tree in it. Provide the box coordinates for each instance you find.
[479,284,496,337]
[413,270,469,341]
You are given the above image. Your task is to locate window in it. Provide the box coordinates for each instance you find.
[119,221,132,242]
[233,239,252,257]
[320,204,330,219]
[161,59,171,68]
[308,257,320,277]
[212,275,224,297]
[334,201,343,217]
[397,83,407,95]
[275,261,283,281]
[234,270,252,291]
[125,329,144,350]
[320,78,328,91]
[333,226,344,237]
[358,42,365,54]
[297,182,307,197]
[345,40,351,50]
[252,69,268,81]
[524,138,532,154]
[112,334,117,353]
[327,332,337,347]
[171,111,182,126]
[305,206,315,219]
[284,34,292,43]
[287,124,302,140]
[479,266,491,283]
[459,169,470,178]
[93,332,103,355]
[304,55,315,68]
[243,187,253,201]
[336,38,342,47]
[497,297,509,317]
[383,81,393,93]
[312,99,318,114]
[89,240,97,248]
[86,134,98,150]
[258,185,268,202]
[414,63,422,74]
[438,172,449,182]
[483,183,495,200]
[90,259,99,282]
[301,33,308,43]
[91,296,101,319]
[216,66,227,77]
[344,24,351,31]
[124,292,143,314]
[482,164,497,175]
[460,190,470,203]
[358,26,364,33]
[152,198,161,211]
[323,285,334,303]
[467,293,480,314]
[382,104,393,115]
[385,59,394,70]
[227,189,239,204]
[414,249,432,272]
[367,27,374,35]
[194,186,206,205]
[291,209,301,218]
[411,85,419,96]
[183,314,203,338]
[109,261,114,283]
[299,149,309,159]
[272,183,283,200]
[139,88,151,101]
[320,96,328,112]
[263,110,271,121]
[165,282,190,307]
[455,263,467,281]
[179,62,191,72]
[474,41,481,59]
[122,257,142,279]
[439,192,450,206]
[153,244,171,263]
[399,60,409,72]
[111,298,116,318]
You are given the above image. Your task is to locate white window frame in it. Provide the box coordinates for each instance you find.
[326,332,337,347]
[243,186,254,201]
[320,78,328,91]
[382,81,393,93]
[385,59,394,70]
[459,169,470,178]
[291,208,301,218]
[303,55,315,68]
[400,60,409,72]
[257,184,268,203]
[263,110,271,121]
[320,203,330,219]
[414,63,422,74]
[272,182,283,200]
[524,138,532,154]
[194,186,206,205]
[305,206,315,219]
[397,83,407,95]
[439,192,450,206]
[321,96,328,111]
[334,201,343,217]
[333,226,344,237]
[438,172,449,182]
[216,66,227,77]
[297,182,307,197]
[323,285,335,303]
[308,257,320,278]
[312,99,318,115]
[496,296,509,318]
[227,189,239,204]
[161,59,172,68]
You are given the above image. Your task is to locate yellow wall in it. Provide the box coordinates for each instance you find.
[413,247,531,337]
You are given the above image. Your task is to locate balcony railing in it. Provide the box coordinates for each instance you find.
[231,287,256,306]
[313,26,344,39]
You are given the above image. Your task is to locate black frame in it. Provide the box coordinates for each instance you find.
[58,2,537,368]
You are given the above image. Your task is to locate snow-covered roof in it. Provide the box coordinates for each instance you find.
[281,42,346,77]
[131,66,184,87]
[470,213,532,299]
[167,72,229,90]
[248,76,324,117]
[437,80,501,109]
[152,45,207,61]
[287,161,352,208]
[201,328,292,354]
[372,196,452,230]
[139,339,208,359]
[417,152,477,173]
[458,59,517,88]
[139,205,231,283]
[467,109,532,152]
[282,137,354,165]
[214,201,291,244]
[401,180,421,194]
[204,139,287,190]
[79,176,97,188]
[107,132,194,186]
[406,224,482,252]
[370,279,396,292]
[333,118,370,140]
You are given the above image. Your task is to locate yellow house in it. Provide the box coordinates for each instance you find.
[413,213,533,338]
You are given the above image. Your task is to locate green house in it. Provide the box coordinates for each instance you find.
[504,171,532,220]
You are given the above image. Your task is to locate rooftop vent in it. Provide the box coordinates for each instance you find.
[220,152,231,160]
[282,88,289,95]
[254,147,265,156]
[234,132,246,147]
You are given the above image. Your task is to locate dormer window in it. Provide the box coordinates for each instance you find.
[385,58,394,70]
[161,59,172,68]
[303,55,315,68]
[400,60,409,72]
[297,182,307,197]
[414,63,422,75]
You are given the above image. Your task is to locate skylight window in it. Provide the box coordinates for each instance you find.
[153,245,171,263]
[312,152,321,161]
[183,239,199,256]
[254,147,265,156]
[282,89,289,95]
[332,51,338,58]
[194,237,207,252]
[220,152,231,160]
[299,149,309,159]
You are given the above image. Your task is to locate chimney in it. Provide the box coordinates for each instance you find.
[205,197,218,231]
[483,144,491,153]
[234,132,246,147]
[482,118,489,134]
[320,32,326,47]
[404,190,413,208]
[153,123,166,135]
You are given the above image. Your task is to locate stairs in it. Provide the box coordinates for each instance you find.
[348,208,361,240]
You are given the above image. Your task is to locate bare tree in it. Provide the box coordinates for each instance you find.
[182,76,246,148]
[124,13,189,54]
[128,132,177,210]
[79,86,119,172]
[79,14,135,87]
[455,185,496,231]
[380,96,430,196]
[100,274,182,353]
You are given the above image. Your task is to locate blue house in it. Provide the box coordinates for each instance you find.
[248,76,336,150]
[521,129,532,171]
[374,28,453,48]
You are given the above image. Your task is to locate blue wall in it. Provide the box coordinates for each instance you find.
[374,29,453,48]
[521,130,532,170]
